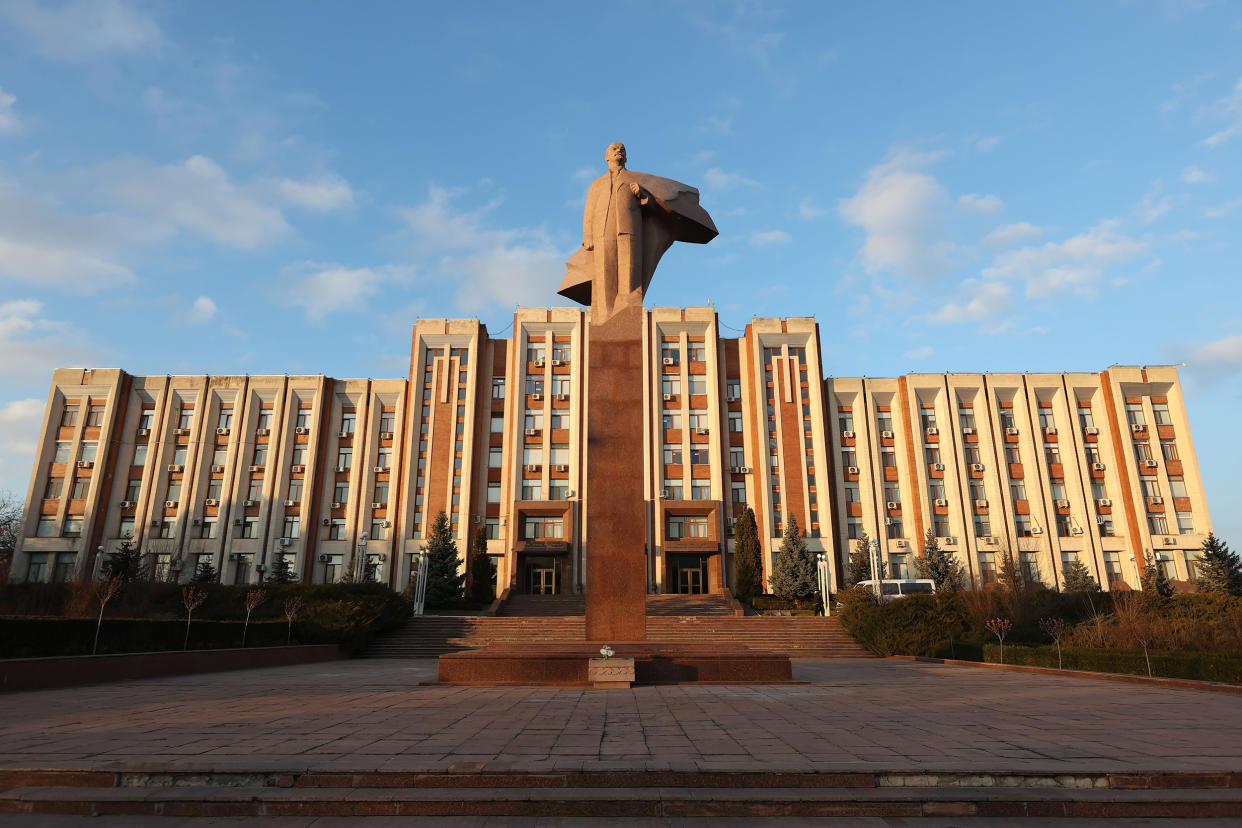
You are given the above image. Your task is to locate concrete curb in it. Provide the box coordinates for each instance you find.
[888,654,1242,694]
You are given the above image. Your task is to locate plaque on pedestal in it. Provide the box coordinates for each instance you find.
[588,657,635,689]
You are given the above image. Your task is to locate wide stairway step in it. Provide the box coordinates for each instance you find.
[363,613,872,659]
[4,769,1240,819]
[645,593,736,616]
[496,594,586,616]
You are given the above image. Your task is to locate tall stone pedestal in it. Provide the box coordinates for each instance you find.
[584,304,647,642]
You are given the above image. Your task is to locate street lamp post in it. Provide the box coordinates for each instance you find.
[412,547,430,615]
[354,532,369,582]
[815,551,831,616]
[869,537,883,599]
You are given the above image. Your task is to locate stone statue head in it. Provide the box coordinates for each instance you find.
[605,142,627,168]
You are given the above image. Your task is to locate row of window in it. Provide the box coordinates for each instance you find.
[841,399,1174,438]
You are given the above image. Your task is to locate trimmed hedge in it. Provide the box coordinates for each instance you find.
[0,617,332,659]
[837,588,969,657]
[983,644,1242,685]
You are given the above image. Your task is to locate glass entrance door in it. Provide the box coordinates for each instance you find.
[529,566,557,594]
[675,556,708,594]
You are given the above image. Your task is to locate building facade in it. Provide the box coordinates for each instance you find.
[12,308,1212,595]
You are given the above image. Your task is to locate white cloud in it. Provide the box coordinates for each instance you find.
[0,299,107,384]
[1203,76,1242,148]
[1180,166,1215,184]
[0,397,44,496]
[929,280,1012,325]
[188,296,217,324]
[974,135,1001,151]
[703,167,761,191]
[277,262,393,322]
[0,0,162,61]
[1204,197,1242,218]
[276,172,354,212]
[798,197,826,220]
[981,222,1044,248]
[958,193,1004,215]
[0,86,20,134]
[1134,184,1173,223]
[838,149,956,279]
[400,185,565,311]
[982,220,1145,300]
[904,345,934,360]
[1175,333,1242,386]
[749,229,791,245]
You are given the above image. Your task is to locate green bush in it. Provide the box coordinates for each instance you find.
[838,588,968,657]
[983,644,1242,685]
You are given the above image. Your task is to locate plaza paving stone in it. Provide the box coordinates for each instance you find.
[1,658,1241,775]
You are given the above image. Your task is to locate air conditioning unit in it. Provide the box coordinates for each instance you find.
[279,537,291,547]
[1148,495,1163,504]
[962,427,975,435]
[1071,527,1083,535]
[1085,426,1100,435]
[841,430,854,439]
[192,518,201,527]
[76,460,93,468]
[211,464,225,473]
[163,500,177,508]
[524,428,538,436]
[284,499,297,507]
[525,464,541,472]
[726,393,740,402]
[331,501,343,509]
[1097,498,1112,507]
[294,426,309,435]
[925,426,939,436]
[984,536,999,545]
[933,463,945,471]
[531,393,544,401]
[662,357,675,366]
[167,464,183,472]
[337,466,349,473]
[971,463,985,472]
[659,489,669,499]
[896,539,908,548]
[291,464,305,473]
[555,393,569,401]
[338,430,352,438]
[884,518,893,526]
[1005,427,1019,436]
[534,358,545,367]
[119,500,134,508]
[662,393,673,402]
[318,554,330,562]
[1131,423,1145,434]
[1092,462,1106,471]
[695,427,709,435]
[382,521,391,529]
[1045,426,1058,435]
[1054,499,1070,508]
[1031,526,1043,535]
[934,498,948,507]
[1163,537,1177,546]
[886,501,899,509]
[846,465,859,474]
[370,501,383,509]
[233,518,244,527]
[880,430,894,439]
[204,499,218,507]
[256,428,270,437]
[551,359,563,366]
[373,466,388,473]
[216,427,230,436]
[248,465,262,472]
[244,499,257,507]
[175,428,190,436]
[136,428,150,437]
[1144,459,1159,468]
[555,464,569,472]
[943,537,956,546]
[380,431,394,440]
[975,499,988,508]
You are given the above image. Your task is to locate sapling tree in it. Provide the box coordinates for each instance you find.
[92,576,122,655]
[283,595,305,645]
[181,587,208,650]
[986,616,1013,664]
[1038,616,1067,670]
[242,589,267,647]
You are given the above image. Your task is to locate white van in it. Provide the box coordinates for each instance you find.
[854,578,937,601]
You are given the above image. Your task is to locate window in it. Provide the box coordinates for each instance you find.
[1055,514,1072,537]
[377,446,393,468]
[522,446,543,466]
[837,410,854,433]
[996,407,1014,429]
[686,342,706,362]
[920,409,937,430]
[880,446,896,467]
[974,515,991,537]
[1044,445,1060,465]
[86,405,104,427]
[927,480,946,500]
[889,554,909,579]
[1010,480,1027,502]
[845,481,860,503]
[1003,446,1021,465]
[883,483,901,505]
[1036,409,1055,430]
[661,376,681,396]
[1133,441,1152,462]
[552,343,571,363]
[1084,444,1101,466]
[158,518,175,539]
[53,441,72,463]
[549,483,569,500]
[199,518,216,539]
[125,479,141,501]
[136,409,154,430]
[1015,515,1033,537]
[1105,552,1122,582]
[60,405,80,427]
[688,409,708,430]
[663,478,683,500]
[216,409,233,430]
[1186,553,1202,580]
[524,516,563,539]
[977,552,996,584]
[1151,402,1172,426]
[206,478,222,500]
[663,444,682,465]
[296,409,311,429]
[373,480,388,503]
[526,343,545,364]
[1125,402,1145,428]
[168,446,186,466]
[379,411,396,433]
[241,517,258,539]
[36,517,56,537]
[370,519,387,540]
[525,377,543,395]
[210,447,227,466]
[329,481,348,504]
[252,445,268,466]
[932,514,950,536]
[336,446,352,470]
[1160,440,1179,461]
[731,481,746,503]
[524,412,543,431]
[846,516,862,539]
[1148,514,1170,535]
[1141,479,1160,499]
[118,516,134,539]
[1177,512,1195,534]
[178,408,193,429]
[841,448,856,468]
[80,442,98,462]
[726,379,741,400]
[1049,481,1066,501]
[1168,476,1188,498]
[689,447,709,465]
[875,410,893,433]
[521,481,542,501]
[340,412,356,434]
[691,482,710,500]
[886,518,903,539]
[290,445,307,466]
[166,481,182,503]
[721,411,742,434]
[43,477,63,499]
[958,408,975,430]
[1098,517,1115,536]
[686,376,707,395]
[487,482,501,504]
[963,446,980,466]
[25,553,48,582]
[491,413,504,434]
[1091,481,1107,501]
[59,515,84,537]
[667,515,708,539]
[279,515,299,539]
[661,341,680,363]
[131,443,148,466]
[662,411,682,430]
[552,376,571,396]
[924,445,941,465]
[247,478,262,500]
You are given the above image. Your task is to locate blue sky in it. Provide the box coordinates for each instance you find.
[0,1,1240,539]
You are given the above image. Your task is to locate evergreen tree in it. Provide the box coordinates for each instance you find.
[769,515,819,601]
[1060,559,1100,593]
[101,540,143,582]
[1140,550,1173,598]
[265,553,295,585]
[912,527,965,591]
[732,508,763,602]
[191,559,218,584]
[1196,532,1242,596]
[424,510,465,607]
[848,532,875,586]
[469,527,495,604]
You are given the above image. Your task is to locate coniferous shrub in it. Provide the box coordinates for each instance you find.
[732,508,763,603]
[769,515,818,601]
[912,528,965,591]
[469,527,495,604]
[424,510,465,608]
[847,532,875,586]
[1196,533,1242,596]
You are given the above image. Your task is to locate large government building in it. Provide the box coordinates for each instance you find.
[11,307,1212,595]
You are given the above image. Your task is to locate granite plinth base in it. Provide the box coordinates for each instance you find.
[436,642,794,686]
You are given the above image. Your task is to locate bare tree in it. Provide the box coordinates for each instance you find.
[283,595,305,645]
[1113,592,1156,677]
[242,589,267,647]
[92,576,123,655]
[0,489,22,583]
[986,616,1013,664]
[181,587,207,650]
[1038,616,1068,670]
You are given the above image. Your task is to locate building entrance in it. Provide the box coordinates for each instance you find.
[524,556,561,594]
[672,556,709,594]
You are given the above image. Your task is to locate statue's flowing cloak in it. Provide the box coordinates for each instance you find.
[557,172,718,307]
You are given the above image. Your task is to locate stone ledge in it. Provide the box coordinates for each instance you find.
[887,655,1242,695]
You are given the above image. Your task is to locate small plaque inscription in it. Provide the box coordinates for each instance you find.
[588,657,635,688]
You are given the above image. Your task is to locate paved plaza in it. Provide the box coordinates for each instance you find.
[2,658,1241,776]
